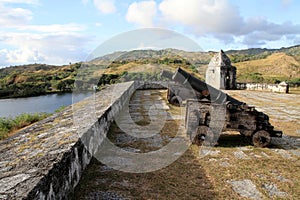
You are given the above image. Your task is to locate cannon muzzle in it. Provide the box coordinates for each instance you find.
[162,67,243,105]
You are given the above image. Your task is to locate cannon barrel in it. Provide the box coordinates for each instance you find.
[163,67,243,105]
[160,70,174,80]
[162,67,283,146]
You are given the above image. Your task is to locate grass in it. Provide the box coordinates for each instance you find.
[73,147,218,200]
[290,87,300,94]
[199,144,300,199]
[74,137,300,199]
[0,105,69,141]
[73,89,300,199]
[0,112,50,140]
[75,135,300,199]
[235,53,300,83]
[55,105,67,113]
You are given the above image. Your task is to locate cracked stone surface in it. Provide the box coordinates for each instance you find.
[0,81,135,199]
[234,150,250,159]
[75,89,191,199]
[219,161,231,167]
[0,174,31,193]
[1,85,297,199]
[273,149,293,159]
[227,179,263,200]
[108,89,184,153]
[262,183,288,197]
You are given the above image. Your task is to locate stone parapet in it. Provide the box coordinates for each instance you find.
[236,82,289,93]
[0,81,141,199]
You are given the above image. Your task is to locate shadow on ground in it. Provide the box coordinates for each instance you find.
[73,148,216,200]
[213,133,300,150]
[215,133,252,148]
[73,90,217,199]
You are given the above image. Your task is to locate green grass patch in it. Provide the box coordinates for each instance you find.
[0,112,50,140]
[55,105,67,113]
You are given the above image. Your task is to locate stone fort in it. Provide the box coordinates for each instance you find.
[206,50,237,90]
[206,50,289,93]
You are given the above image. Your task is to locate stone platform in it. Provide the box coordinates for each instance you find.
[0,81,168,199]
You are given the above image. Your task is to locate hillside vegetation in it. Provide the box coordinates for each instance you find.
[0,63,80,98]
[235,53,300,83]
[227,45,300,62]
[0,112,50,140]
[0,45,300,98]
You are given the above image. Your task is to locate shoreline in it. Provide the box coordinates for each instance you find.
[0,89,96,100]
[0,90,69,100]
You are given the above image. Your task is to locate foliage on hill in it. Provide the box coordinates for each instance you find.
[226,45,300,62]
[0,63,81,98]
[0,45,300,98]
[91,48,211,66]
[235,53,300,84]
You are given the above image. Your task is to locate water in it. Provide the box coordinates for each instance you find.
[0,92,93,118]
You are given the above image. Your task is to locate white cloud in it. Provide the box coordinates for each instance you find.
[126,0,157,27]
[17,23,85,33]
[93,0,116,14]
[0,48,45,65]
[0,32,92,67]
[0,0,92,67]
[0,4,33,26]
[95,22,102,27]
[293,37,300,45]
[154,0,300,47]
[159,0,243,34]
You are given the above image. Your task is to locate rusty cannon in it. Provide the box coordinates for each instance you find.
[161,67,282,147]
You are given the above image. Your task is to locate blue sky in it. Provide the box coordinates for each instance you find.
[0,0,300,67]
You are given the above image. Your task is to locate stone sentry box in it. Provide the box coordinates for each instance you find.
[206,50,237,90]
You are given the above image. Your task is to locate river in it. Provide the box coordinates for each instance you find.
[0,92,93,118]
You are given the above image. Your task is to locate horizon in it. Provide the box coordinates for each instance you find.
[1,43,300,68]
[1,0,300,67]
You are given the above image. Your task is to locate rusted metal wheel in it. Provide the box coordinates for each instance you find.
[252,130,271,147]
[191,126,208,146]
[170,96,182,106]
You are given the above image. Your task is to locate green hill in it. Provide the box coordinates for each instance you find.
[1,45,300,98]
[0,63,80,98]
[226,45,300,62]
[235,53,300,83]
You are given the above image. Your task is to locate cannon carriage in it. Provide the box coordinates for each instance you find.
[161,68,282,147]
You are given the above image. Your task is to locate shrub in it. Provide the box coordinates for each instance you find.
[0,113,50,140]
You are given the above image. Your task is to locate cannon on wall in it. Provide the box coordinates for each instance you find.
[161,68,282,147]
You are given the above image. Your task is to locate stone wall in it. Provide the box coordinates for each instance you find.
[136,81,170,90]
[0,81,169,200]
[236,82,289,93]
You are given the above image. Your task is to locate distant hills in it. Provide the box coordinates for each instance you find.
[92,44,300,64]
[90,45,300,82]
[0,45,299,98]
[227,45,300,57]
[235,53,300,83]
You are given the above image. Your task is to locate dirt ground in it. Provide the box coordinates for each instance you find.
[226,90,300,137]
[74,90,300,200]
